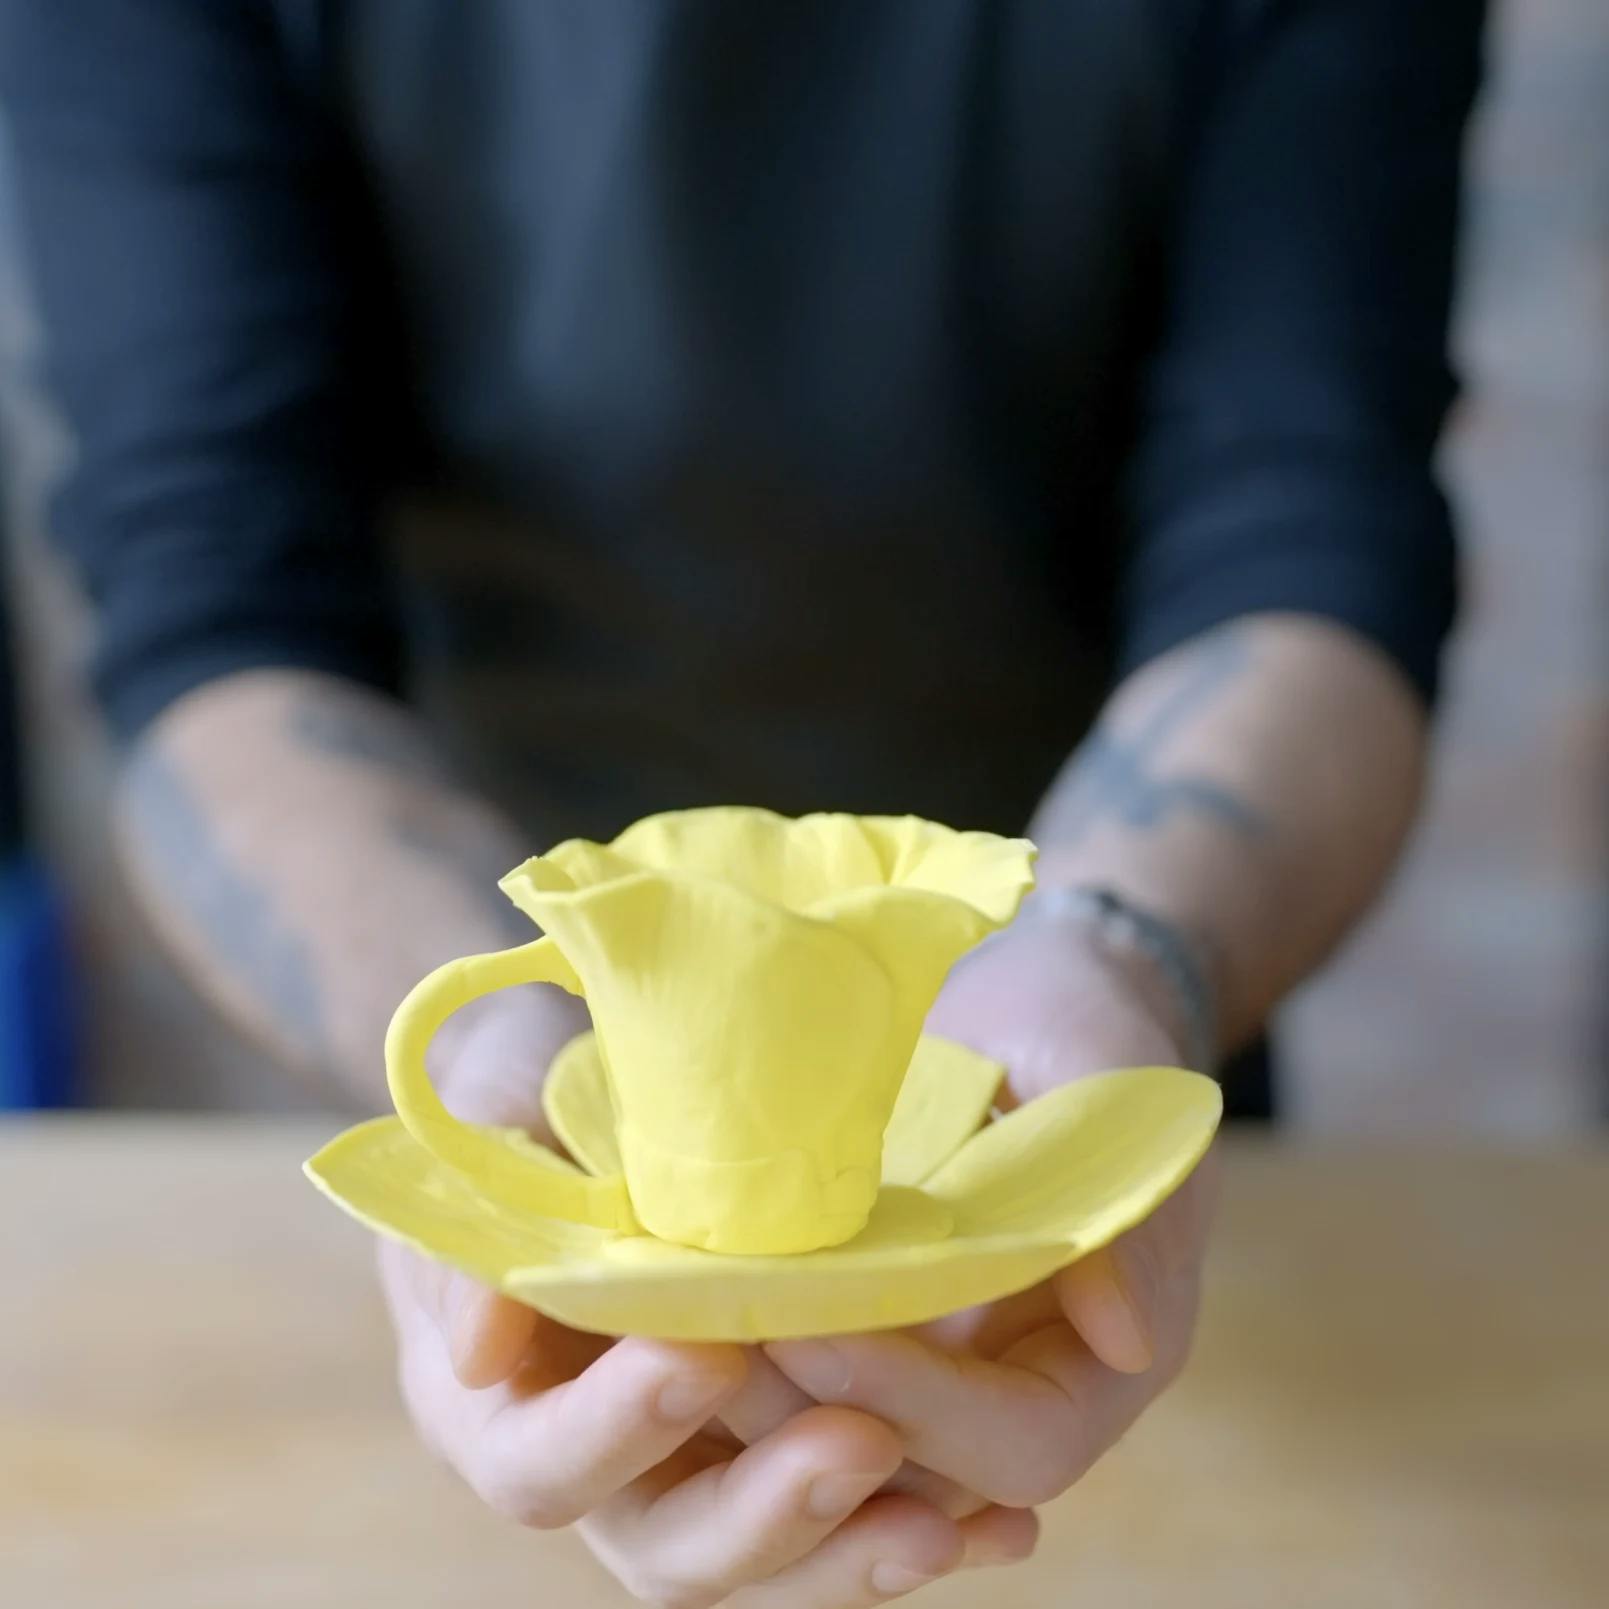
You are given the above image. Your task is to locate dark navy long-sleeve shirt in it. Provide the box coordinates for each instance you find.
[0,0,1482,837]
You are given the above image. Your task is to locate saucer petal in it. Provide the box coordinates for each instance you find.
[305,1117,609,1288]
[924,1066,1222,1242]
[504,1187,1067,1342]
[542,1031,622,1179]
[306,1067,1220,1345]
[308,1124,1055,1341]
[503,1064,1218,1341]
[880,1034,1002,1186]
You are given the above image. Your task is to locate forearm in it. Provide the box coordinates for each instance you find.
[115,669,555,1108]
[1031,614,1427,1055]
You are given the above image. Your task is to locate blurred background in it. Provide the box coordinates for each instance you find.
[0,0,1605,1130]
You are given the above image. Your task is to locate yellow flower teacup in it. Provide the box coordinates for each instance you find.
[384,808,1038,1254]
[308,805,1222,1342]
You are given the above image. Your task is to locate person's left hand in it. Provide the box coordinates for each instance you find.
[754,900,1220,1543]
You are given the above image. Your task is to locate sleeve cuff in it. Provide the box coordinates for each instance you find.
[1118,499,1458,706]
[97,623,406,743]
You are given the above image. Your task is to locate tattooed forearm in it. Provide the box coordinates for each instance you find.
[110,669,560,1105]
[122,744,325,1064]
[1030,617,1425,1049]
[1046,630,1270,846]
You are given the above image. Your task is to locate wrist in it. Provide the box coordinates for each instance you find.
[1011,886,1220,1073]
[932,894,1194,1103]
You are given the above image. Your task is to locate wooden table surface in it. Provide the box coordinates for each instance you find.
[3,1118,1606,1608]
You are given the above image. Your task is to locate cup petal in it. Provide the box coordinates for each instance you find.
[808,886,996,1053]
[532,808,1035,921]
[606,806,883,907]
[855,816,1037,922]
[502,867,900,1253]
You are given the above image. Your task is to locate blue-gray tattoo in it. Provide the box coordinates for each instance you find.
[289,693,528,943]
[123,747,324,1060]
[1055,631,1271,842]
[387,806,533,945]
[287,696,451,788]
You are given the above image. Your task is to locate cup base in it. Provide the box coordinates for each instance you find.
[618,1125,880,1255]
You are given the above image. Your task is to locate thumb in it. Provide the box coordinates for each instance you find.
[381,1242,542,1390]
[442,1272,542,1388]
[1053,1149,1219,1375]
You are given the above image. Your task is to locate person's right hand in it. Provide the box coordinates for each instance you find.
[379,987,1036,1606]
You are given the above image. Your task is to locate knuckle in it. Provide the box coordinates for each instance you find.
[478,1473,579,1532]
[991,1464,1072,1510]
[992,1434,1088,1508]
[616,1567,719,1609]
[511,1494,580,1532]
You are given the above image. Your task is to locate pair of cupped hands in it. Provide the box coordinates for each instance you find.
[380,911,1218,1607]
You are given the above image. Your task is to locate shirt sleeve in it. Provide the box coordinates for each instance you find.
[0,0,404,740]
[1119,0,1487,702]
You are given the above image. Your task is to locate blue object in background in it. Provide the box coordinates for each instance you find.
[0,850,76,1108]
[0,519,76,1107]
[3,405,77,1105]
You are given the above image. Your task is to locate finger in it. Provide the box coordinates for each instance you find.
[767,1329,1079,1507]
[473,1338,748,1528]
[415,1329,748,1530]
[768,1310,1201,1511]
[1055,1246,1154,1374]
[957,1503,1040,1570]
[432,987,588,1131]
[914,1280,1062,1359]
[1058,1153,1217,1375]
[449,1281,545,1387]
[716,1349,984,1519]
[769,1169,1212,1509]
[882,1464,988,1520]
[733,1494,964,1608]
[990,1312,1195,1488]
[586,1405,906,1604]
[380,1241,543,1389]
[715,1347,820,1447]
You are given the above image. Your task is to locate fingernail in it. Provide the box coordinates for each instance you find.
[967,1536,1036,1568]
[1107,1244,1159,1372]
[655,1373,731,1423]
[805,1471,885,1521]
[772,1340,851,1399]
[972,1544,1032,1568]
[871,1561,943,1596]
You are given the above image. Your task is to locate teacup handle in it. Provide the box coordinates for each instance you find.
[386,938,638,1231]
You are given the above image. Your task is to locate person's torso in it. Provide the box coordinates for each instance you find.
[317,0,1196,834]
